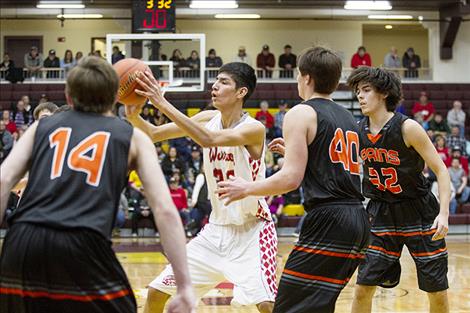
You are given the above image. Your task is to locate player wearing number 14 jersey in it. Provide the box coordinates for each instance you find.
[347,67,450,313]
[0,57,194,313]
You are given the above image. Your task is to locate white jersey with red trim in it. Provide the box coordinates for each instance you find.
[203,111,271,225]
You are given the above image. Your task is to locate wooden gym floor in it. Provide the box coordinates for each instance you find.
[114,235,470,313]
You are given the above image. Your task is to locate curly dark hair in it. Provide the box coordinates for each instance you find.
[347,67,402,112]
[218,62,257,103]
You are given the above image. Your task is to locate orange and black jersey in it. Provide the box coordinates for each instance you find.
[359,112,430,203]
[8,110,133,238]
[301,98,364,208]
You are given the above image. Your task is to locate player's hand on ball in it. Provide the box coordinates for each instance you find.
[268,138,286,156]
[166,287,196,313]
[431,213,449,241]
[216,177,249,206]
[135,71,167,109]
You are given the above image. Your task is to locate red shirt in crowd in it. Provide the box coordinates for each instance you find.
[255,111,274,129]
[436,146,450,162]
[351,53,371,68]
[412,102,435,121]
[445,155,469,175]
[170,186,187,211]
[5,121,17,134]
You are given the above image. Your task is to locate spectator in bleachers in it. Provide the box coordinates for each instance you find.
[93,50,104,59]
[427,113,450,138]
[186,50,200,78]
[11,100,32,128]
[60,49,75,77]
[384,46,401,68]
[170,49,186,77]
[32,102,58,120]
[205,49,223,68]
[187,145,202,186]
[274,101,288,137]
[232,46,252,66]
[2,110,17,134]
[448,157,470,213]
[447,127,467,157]
[412,91,434,127]
[402,47,421,78]
[206,49,223,78]
[131,199,156,237]
[43,49,60,78]
[161,146,186,179]
[188,169,210,236]
[75,51,83,63]
[447,100,466,137]
[111,46,125,64]
[279,44,297,78]
[267,194,284,225]
[350,46,371,69]
[128,170,145,204]
[24,46,43,78]
[140,105,156,125]
[38,93,49,105]
[446,146,469,176]
[435,135,450,161]
[1,52,15,72]
[170,136,193,163]
[0,120,14,163]
[255,100,274,129]
[395,101,406,115]
[21,95,33,115]
[169,176,190,226]
[114,192,129,234]
[256,44,275,78]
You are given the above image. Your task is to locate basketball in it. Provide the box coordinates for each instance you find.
[113,58,150,106]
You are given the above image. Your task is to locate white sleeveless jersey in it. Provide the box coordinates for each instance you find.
[203,112,271,225]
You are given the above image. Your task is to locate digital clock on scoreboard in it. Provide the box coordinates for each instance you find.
[132,0,176,33]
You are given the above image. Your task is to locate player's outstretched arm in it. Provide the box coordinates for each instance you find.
[403,119,451,240]
[0,122,38,224]
[135,71,264,148]
[126,103,217,143]
[129,128,195,312]
[216,105,315,204]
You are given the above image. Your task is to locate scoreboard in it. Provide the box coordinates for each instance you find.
[132,0,176,33]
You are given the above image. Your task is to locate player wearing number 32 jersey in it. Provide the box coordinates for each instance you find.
[126,62,276,313]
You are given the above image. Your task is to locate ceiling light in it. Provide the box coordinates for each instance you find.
[37,1,85,9]
[418,16,424,21]
[368,15,413,20]
[57,14,103,19]
[190,1,238,9]
[385,25,393,29]
[344,1,392,10]
[215,14,260,19]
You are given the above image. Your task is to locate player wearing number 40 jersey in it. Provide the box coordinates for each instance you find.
[0,56,195,313]
[126,62,276,313]
[347,67,451,313]
[216,47,370,313]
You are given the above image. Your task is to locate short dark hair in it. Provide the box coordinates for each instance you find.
[66,56,119,113]
[347,67,402,112]
[218,62,257,103]
[33,102,58,120]
[298,46,342,94]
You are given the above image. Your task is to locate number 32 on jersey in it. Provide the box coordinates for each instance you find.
[49,128,110,187]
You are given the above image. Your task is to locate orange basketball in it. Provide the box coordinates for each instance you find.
[113,58,150,106]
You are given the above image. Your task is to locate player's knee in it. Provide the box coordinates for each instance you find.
[354,284,376,300]
[256,301,274,313]
[427,290,448,304]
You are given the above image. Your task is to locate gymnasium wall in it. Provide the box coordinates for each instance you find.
[0,18,468,82]
[362,24,429,67]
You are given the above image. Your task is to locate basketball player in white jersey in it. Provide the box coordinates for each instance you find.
[126,62,277,313]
